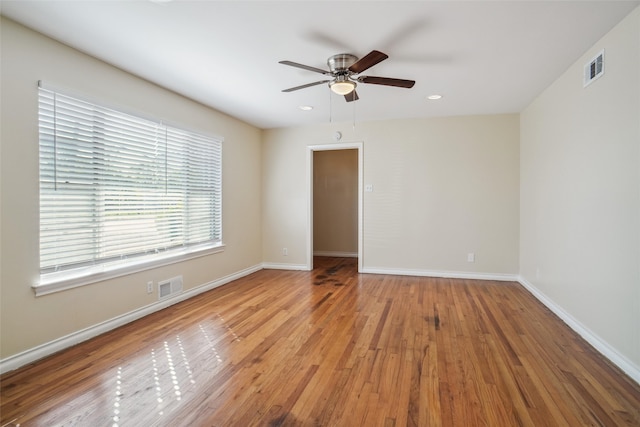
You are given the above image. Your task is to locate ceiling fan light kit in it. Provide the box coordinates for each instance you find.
[279,50,415,103]
[330,77,356,95]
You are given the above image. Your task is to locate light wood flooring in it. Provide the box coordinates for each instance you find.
[1,257,639,426]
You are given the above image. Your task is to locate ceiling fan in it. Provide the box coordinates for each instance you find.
[279,50,415,102]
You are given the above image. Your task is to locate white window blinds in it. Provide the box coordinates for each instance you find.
[38,86,222,277]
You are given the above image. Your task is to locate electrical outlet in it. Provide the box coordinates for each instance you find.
[146,281,154,294]
[467,253,475,263]
[282,247,288,256]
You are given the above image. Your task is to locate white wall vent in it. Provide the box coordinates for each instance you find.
[158,275,183,300]
[584,49,604,87]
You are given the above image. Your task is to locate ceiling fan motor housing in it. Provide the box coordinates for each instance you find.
[328,53,358,74]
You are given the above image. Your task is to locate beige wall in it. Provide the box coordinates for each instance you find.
[0,18,263,359]
[5,5,637,381]
[520,7,640,371]
[263,114,520,276]
[313,150,358,255]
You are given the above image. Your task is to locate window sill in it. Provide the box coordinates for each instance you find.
[33,243,225,297]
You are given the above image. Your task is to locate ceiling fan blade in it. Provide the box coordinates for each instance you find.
[282,80,331,92]
[358,76,416,88]
[279,60,331,75]
[348,50,388,74]
[344,90,359,102]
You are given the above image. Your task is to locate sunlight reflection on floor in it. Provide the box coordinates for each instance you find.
[107,313,242,426]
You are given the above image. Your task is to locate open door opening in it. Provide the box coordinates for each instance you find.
[307,143,363,272]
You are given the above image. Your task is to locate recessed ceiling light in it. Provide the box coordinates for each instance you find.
[299,105,313,111]
[427,94,443,100]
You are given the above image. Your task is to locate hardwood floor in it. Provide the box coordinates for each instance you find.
[1,257,639,426]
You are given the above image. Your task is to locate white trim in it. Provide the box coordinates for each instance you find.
[307,142,364,274]
[0,263,262,375]
[34,244,226,297]
[518,276,640,385]
[361,266,518,282]
[7,263,639,388]
[313,251,358,258]
[262,262,310,271]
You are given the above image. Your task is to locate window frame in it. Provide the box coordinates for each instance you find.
[34,82,224,296]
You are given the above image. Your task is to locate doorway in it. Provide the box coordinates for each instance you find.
[306,143,363,272]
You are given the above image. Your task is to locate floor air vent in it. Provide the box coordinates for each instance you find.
[584,49,604,87]
[158,275,183,300]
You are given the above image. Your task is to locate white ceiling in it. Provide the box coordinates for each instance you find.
[2,1,638,129]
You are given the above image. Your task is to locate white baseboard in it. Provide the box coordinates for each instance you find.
[518,275,640,385]
[361,266,518,282]
[262,262,310,271]
[313,251,358,258]
[6,264,637,387]
[0,263,263,375]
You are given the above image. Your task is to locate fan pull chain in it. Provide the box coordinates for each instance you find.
[329,89,333,123]
[352,94,356,130]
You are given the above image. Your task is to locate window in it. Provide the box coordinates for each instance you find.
[37,84,222,293]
